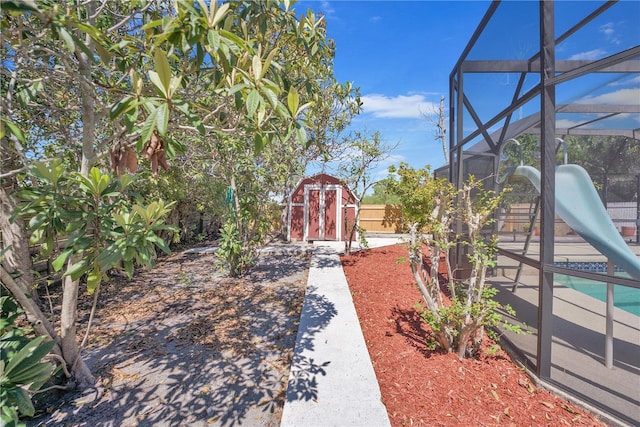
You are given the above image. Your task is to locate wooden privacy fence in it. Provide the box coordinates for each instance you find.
[358,204,403,233]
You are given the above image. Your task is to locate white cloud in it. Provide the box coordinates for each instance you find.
[320,0,337,19]
[600,23,615,37]
[577,88,640,105]
[607,75,640,87]
[569,49,607,61]
[361,94,437,119]
[599,22,621,45]
[556,119,583,129]
[370,16,382,23]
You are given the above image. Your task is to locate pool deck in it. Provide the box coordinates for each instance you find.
[498,238,640,263]
[493,241,640,426]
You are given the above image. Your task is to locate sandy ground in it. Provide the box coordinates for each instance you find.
[29,246,310,427]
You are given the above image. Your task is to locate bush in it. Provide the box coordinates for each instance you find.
[0,295,56,426]
[215,218,256,277]
[389,165,524,358]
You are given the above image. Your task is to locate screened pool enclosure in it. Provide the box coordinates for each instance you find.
[442,1,639,424]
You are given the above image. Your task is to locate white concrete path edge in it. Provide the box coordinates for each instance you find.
[281,239,403,427]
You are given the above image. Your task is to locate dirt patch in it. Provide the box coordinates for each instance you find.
[29,246,310,427]
[341,244,609,427]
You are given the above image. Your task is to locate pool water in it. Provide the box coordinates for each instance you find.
[556,274,640,316]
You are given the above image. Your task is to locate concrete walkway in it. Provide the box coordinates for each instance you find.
[281,239,403,427]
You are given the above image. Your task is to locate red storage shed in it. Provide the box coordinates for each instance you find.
[288,173,358,242]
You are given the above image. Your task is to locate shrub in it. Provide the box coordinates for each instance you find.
[0,295,56,426]
[390,164,523,358]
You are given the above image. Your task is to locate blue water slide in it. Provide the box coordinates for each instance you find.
[512,164,640,279]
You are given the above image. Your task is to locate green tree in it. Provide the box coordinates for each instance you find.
[1,0,344,389]
[361,179,401,205]
[386,163,439,232]
[387,164,521,358]
[336,130,396,254]
[565,136,640,201]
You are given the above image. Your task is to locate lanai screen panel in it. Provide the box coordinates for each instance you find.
[450,2,640,424]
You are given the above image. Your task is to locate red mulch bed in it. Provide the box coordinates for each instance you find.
[341,244,608,427]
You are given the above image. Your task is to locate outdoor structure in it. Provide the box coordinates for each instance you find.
[287,173,357,242]
[443,1,640,425]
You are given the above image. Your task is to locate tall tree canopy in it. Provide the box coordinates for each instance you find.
[1,0,359,390]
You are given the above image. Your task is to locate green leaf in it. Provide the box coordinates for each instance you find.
[86,268,101,295]
[10,361,52,386]
[228,83,248,95]
[4,336,53,378]
[112,213,127,228]
[163,137,185,158]
[149,234,171,254]
[260,86,278,108]
[156,103,169,136]
[140,106,159,143]
[0,118,26,143]
[211,2,230,27]
[297,101,315,117]
[207,29,220,52]
[148,71,168,98]
[57,27,75,53]
[70,32,95,63]
[123,260,134,277]
[96,249,121,271]
[168,76,182,98]
[140,19,164,31]
[0,0,39,12]
[246,89,260,116]
[296,126,308,145]
[254,133,265,155]
[252,55,262,81]
[51,249,73,272]
[287,86,299,117]
[94,43,112,65]
[66,259,88,281]
[40,235,54,256]
[110,96,136,120]
[153,48,171,95]
[32,161,56,184]
[7,386,34,417]
[219,29,248,52]
[124,245,136,261]
[261,48,278,80]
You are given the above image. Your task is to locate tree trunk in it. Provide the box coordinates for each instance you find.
[0,121,39,304]
[0,185,37,299]
[60,268,95,388]
[0,264,61,354]
[55,15,98,388]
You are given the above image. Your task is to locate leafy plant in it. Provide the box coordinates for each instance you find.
[215,218,256,277]
[1,0,359,390]
[14,161,176,387]
[389,165,524,358]
[0,295,55,426]
[336,130,397,254]
[18,161,176,288]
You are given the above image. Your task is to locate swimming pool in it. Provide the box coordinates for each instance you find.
[555,274,640,316]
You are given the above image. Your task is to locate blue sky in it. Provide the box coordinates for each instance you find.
[300,0,492,179]
[298,1,640,184]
